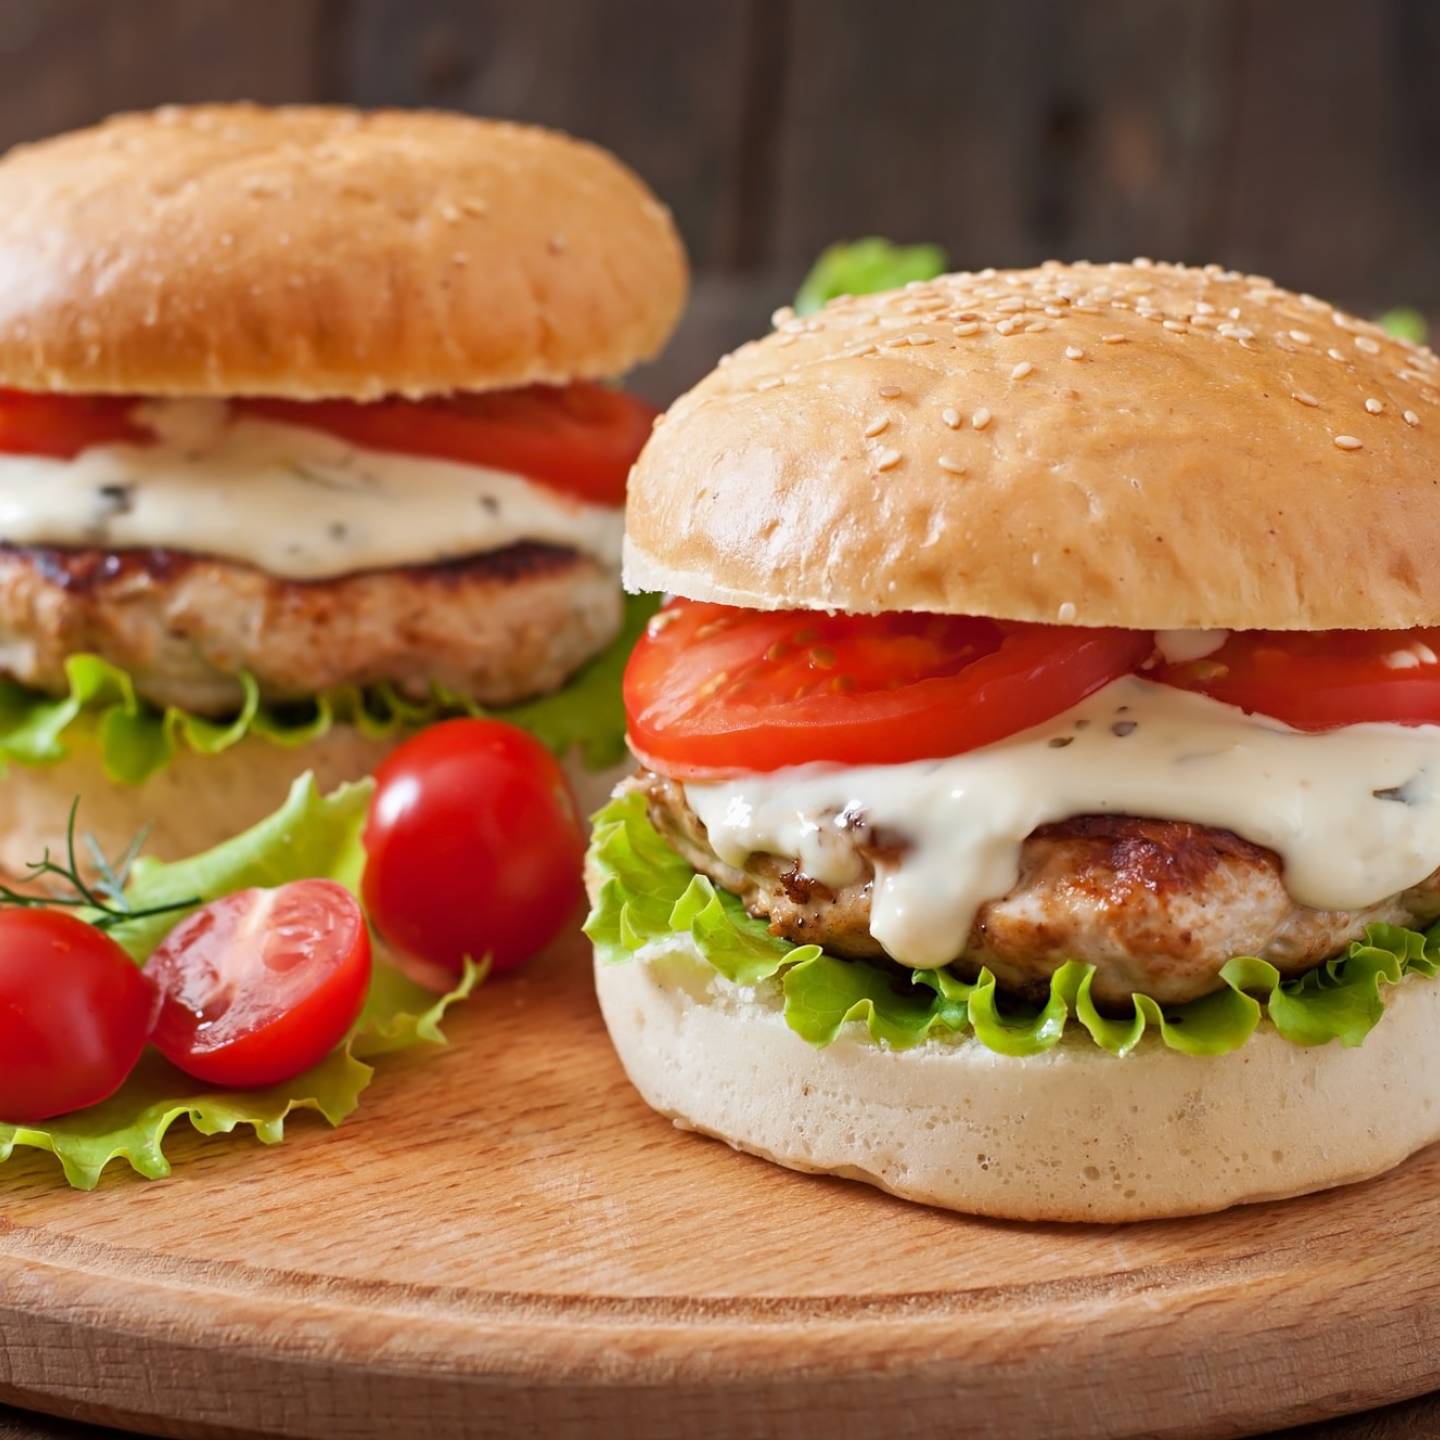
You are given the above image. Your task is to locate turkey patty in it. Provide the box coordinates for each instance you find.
[0,542,620,715]
[633,770,1440,1009]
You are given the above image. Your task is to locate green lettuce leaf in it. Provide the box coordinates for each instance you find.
[0,774,480,1189]
[585,792,1439,1058]
[0,594,657,787]
[794,238,948,315]
[1377,306,1430,345]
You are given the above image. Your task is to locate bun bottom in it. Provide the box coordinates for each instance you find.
[0,731,627,877]
[594,937,1440,1222]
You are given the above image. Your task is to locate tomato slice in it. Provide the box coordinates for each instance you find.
[1152,628,1440,730]
[625,600,1154,777]
[146,880,372,1088]
[0,383,653,507]
[242,381,655,507]
[0,389,149,458]
[0,910,159,1123]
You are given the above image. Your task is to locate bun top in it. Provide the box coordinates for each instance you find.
[0,105,687,399]
[625,260,1440,631]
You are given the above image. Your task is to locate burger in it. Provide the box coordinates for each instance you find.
[0,104,685,872]
[586,259,1440,1222]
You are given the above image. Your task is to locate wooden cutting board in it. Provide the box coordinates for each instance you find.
[2,929,1439,1440]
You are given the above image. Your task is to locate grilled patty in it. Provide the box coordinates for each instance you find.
[635,770,1440,1008]
[0,543,620,714]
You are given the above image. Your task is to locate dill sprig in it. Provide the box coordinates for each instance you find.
[0,798,199,931]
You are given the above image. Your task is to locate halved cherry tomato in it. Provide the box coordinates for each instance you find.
[0,910,158,1123]
[242,382,655,507]
[146,880,371,1088]
[625,600,1154,777]
[0,389,148,458]
[362,719,586,984]
[1152,628,1440,731]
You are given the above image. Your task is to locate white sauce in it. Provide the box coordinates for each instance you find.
[683,676,1440,970]
[0,400,623,578]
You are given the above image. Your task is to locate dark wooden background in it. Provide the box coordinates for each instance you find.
[0,0,1436,400]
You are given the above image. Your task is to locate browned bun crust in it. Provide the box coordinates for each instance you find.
[0,105,687,399]
[626,260,1440,630]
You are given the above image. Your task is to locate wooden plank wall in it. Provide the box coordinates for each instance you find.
[0,0,1434,382]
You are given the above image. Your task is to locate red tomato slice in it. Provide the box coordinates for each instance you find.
[146,880,372,1088]
[362,718,586,984]
[1152,628,1440,730]
[625,600,1154,777]
[0,389,149,458]
[0,910,158,1123]
[241,382,655,507]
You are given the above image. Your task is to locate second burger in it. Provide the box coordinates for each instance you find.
[0,103,686,869]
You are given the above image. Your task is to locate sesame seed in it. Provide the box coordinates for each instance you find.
[907,332,936,346]
[878,385,902,399]
[937,455,966,475]
[1064,345,1085,361]
[1057,601,1078,622]
[1291,391,1320,407]
[875,447,903,472]
[1101,333,1127,344]
[771,306,796,327]
[755,376,783,392]
[996,297,1026,313]
[1355,336,1382,354]
[1163,319,1188,333]
[1289,329,1312,344]
[776,333,798,348]
[1026,319,1049,332]
[1365,397,1385,415]
[972,407,993,431]
[883,335,911,348]
[941,407,962,429]
[1327,347,1347,362]
[953,321,980,337]
[1405,409,1421,427]
[1011,361,1035,380]
[848,343,879,358]
[863,417,890,437]
[996,318,1021,336]
[1333,434,1363,450]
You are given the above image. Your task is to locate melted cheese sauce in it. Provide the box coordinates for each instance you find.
[0,401,623,578]
[683,676,1440,970]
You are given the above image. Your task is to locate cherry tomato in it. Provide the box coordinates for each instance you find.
[362,719,586,983]
[242,381,654,507]
[0,389,149,458]
[624,600,1154,778]
[0,910,158,1123]
[146,880,371,1088]
[1153,628,1440,730]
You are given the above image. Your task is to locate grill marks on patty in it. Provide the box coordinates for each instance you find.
[634,769,1440,1009]
[0,542,620,715]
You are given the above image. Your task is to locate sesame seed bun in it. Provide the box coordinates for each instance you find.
[0,105,687,400]
[624,260,1440,630]
[595,936,1440,1222]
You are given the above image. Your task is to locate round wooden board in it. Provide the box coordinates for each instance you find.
[2,930,1439,1440]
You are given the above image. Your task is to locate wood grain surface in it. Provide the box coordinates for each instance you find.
[2,929,1440,1440]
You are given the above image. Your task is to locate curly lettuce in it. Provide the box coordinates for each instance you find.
[0,774,480,1189]
[585,792,1440,1058]
[0,593,656,786]
[794,238,948,315]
